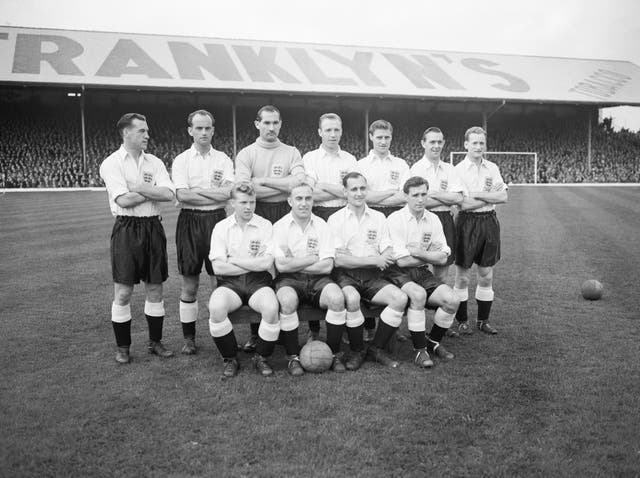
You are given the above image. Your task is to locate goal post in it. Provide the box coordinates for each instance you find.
[449,152,538,184]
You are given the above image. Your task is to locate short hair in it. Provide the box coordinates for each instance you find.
[256,105,281,122]
[117,113,146,137]
[342,171,367,188]
[290,182,314,195]
[464,126,487,141]
[187,109,215,126]
[318,113,342,128]
[403,176,429,194]
[421,126,443,141]
[230,182,256,199]
[368,119,393,135]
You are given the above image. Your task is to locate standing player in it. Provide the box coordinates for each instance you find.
[387,177,460,367]
[272,183,348,375]
[172,110,234,355]
[302,112,357,341]
[303,113,358,221]
[357,119,410,217]
[328,172,409,369]
[453,127,508,335]
[207,183,280,378]
[409,127,464,283]
[99,113,175,364]
[235,105,305,351]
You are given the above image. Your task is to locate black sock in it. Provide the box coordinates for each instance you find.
[428,324,447,345]
[364,316,376,330]
[309,320,320,334]
[477,300,493,322]
[112,321,131,347]
[281,329,300,356]
[213,331,238,359]
[372,320,397,349]
[456,300,468,323]
[347,324,364,352]
[256,336,275,357]
[410,331,427,350]
[182,322,196,340]
[326,323,345,354]
[250,322,260,336]
[146,315,163,342]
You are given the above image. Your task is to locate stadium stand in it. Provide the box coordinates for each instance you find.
[1,103,638,188]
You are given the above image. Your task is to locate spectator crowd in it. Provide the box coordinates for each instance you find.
[1,105,638,188]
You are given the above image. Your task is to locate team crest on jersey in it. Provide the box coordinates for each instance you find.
[210,169,223,187]
[142,170,154,183]
[249,239,261,256]
[440,179,448,191]
[389,170,400,185]
[484,176,493,191]
[271,164,284,177]
[421,232,432,248]
[307,236,319,254]
[366,228,378,244]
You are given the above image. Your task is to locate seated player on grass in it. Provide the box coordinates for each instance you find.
[272,183,348,375]
[386,176,460,368]
[207,182,280,379]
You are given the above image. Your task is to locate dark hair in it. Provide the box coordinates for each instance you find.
[116,113,146,137]
[421,126,443,141]
[368,119,393,135]
[188,109,215,126]
[342,171,367,188]
[318,113,342,128]
[256,105,281,122]
[403,176,429,194]
[231,182,256,199]
[464,126,486,141]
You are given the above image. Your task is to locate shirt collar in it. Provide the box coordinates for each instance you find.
[368,150,393,162]
[462,155,488,169]
[401,205,428,223]
[286,212,317,231]
[421,156,445,171]
[346,204,372,219]
[189,144,214,158]
[319,145,342,159]
[117,145,146,163]
[230,213,260,228]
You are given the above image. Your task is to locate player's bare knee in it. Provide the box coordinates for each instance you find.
[181,276,199,301]
[343,288,361,311]
[442,290,460,314]
[114,284,133,305]
[408,286,427,309]
[277,289,298,314]
[325,289,345,311]
[145,283,163,302]
[390,289,408,311]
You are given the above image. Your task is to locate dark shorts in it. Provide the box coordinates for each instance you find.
[332,268,392,302]
[385,264,442,310]
[432,210,456,266]
[255,201,289,223]
[455,211,501,268]
[176,208,226,276]
[312,205,343,222]
[110,216,168,285]
[217,271,273,304]
[274,273,334,307]
[370,205,403,217]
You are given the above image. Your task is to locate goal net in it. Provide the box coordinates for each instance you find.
[449,152,538,184]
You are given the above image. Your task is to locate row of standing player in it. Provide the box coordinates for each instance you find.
[99,106,508,377]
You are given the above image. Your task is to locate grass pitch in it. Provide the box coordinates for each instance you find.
[1,186,639,477]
